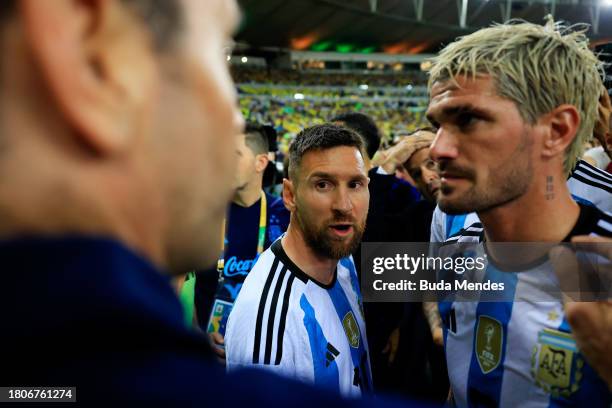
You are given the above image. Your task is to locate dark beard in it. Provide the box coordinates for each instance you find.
[438,130,533,215]
[296,210,365,260]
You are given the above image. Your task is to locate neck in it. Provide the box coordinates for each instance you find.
[281,221,337,285]
[479,174,579,242]
[233,179,263,207]
[0,149,166,269]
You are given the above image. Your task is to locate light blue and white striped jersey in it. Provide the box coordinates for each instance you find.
[439,204,612,408]
[225,239,372,398]
[431,160,612,242]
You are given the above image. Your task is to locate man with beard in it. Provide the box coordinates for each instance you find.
[426,19,611,407]
[429,84,612,244]
[225,124,372,398]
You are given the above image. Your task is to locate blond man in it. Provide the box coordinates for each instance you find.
[426,19,611,407]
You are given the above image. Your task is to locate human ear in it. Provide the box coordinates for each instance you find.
[541,104,580,160]
[282,178,296,212]
[20,0,158,156]
[254,153,269,173]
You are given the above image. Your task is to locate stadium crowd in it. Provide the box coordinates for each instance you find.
[2,0,612,407]
[231,66,428,87]
[239,97,429,149]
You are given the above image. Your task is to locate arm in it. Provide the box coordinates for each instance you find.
[423,302,444,347]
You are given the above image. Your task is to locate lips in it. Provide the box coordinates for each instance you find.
[329,224,354,237]
[440,171,462,179]
[440,172,467,184]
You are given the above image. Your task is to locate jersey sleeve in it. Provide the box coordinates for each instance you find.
[430,205,447,243]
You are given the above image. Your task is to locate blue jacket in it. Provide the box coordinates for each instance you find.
[0,235,430,407]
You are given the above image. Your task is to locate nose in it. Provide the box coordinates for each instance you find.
[332,186,353,215]
[422,167,439,183]
[429,128,458,163]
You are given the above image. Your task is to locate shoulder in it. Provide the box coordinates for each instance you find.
[565,203,612,238]
[443,221,485,244]
[568,160,612,197]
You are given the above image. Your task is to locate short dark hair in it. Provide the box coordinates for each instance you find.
[331,112,381,160]
[244,123,269,155]
[288,124,366,182]
[262,125,278,152]
[1,0,182,50]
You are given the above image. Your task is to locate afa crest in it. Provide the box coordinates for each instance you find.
[531,328,583,398]
[342,311,360,348]
[475,315,503,374]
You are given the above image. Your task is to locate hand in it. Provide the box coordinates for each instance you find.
[380,133,435,174]
[382,327,400,364]
[549,235,612,389]
[432,327,444,347]
[208,331,226,363]
[370,150,389,168]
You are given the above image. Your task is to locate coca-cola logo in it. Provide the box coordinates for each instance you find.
[223,255,258,277]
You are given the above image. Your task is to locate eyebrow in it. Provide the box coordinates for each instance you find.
[308,172,368,181]
[426,103,492,125]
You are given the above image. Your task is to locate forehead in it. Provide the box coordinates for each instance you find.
[408,147,431,168]
[431,75,497,101]
[427,75,502,115]
[300,146,367,178]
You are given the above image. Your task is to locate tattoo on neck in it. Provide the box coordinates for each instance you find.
[545,176,554,200]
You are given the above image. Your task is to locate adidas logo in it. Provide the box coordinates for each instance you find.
[325,343,340,367]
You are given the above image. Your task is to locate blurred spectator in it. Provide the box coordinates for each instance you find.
[195,124,290,359]
[334,113,421,397]
[262,125,284,196]
[381,130,449,403]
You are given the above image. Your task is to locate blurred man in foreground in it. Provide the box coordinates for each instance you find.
[1,0,242,401]
[0,1,423,406]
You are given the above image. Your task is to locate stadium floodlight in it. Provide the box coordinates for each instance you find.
[241,56,248,63]
[294,93,305,100]
[359,84,369,90]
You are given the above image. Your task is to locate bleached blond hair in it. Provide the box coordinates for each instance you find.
[428,18,604,174]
